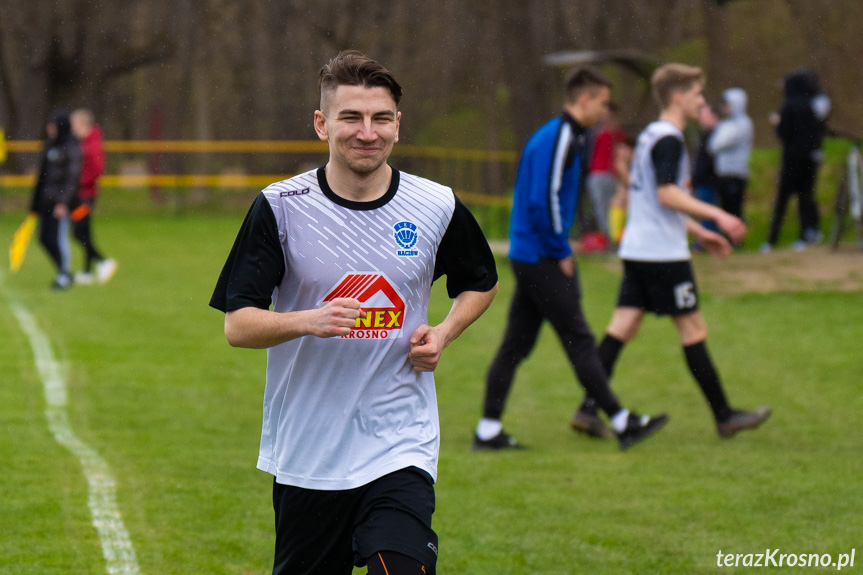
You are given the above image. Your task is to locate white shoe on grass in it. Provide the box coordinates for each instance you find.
[96,259,117,284]
[74,271,95,285]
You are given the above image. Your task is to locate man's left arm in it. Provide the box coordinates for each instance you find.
[411,195,499,372]
[409,286,497,372]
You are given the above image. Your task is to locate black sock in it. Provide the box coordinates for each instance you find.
[597,334,625,378]
[581,334,625,412]
[683,341,732,421]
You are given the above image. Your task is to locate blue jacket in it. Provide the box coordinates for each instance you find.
[508,113,585,263]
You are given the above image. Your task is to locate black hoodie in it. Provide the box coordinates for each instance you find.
[30,110,82,212]
[775,69,830,161]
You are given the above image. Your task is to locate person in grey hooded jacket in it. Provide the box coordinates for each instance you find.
[708,88,753,225]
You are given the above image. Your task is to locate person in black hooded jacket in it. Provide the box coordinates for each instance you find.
[762,69,831,252]
[30,111,82,289]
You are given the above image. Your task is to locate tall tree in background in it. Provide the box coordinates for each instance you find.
[0,0,174,143]
[2,0,862,151]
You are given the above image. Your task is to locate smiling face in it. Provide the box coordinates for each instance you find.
[314,84,400,177]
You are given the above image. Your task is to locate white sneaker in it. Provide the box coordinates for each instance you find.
[96,258,117,284]
[792,240,807,252]
[759,242,772,254]
[74,271,95,285]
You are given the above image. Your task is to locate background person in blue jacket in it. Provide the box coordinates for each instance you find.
[474,65,668,452]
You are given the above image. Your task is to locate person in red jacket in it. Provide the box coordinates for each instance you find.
[70,108,116,284]
[586,103,628,241]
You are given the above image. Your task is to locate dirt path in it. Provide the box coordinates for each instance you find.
[692,245,863,296]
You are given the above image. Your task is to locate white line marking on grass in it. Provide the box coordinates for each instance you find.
[3,283,141,575]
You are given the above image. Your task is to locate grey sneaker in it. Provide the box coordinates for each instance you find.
[717,407,771,438]
[570,408,614,439]
[51,273,73,290]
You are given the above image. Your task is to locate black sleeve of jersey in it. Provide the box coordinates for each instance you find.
[209,193,285,313]
[433,196,498,298]
[651,136,683,185]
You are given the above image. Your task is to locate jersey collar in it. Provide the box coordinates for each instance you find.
[316,166,400,211]
[561,111,587,138]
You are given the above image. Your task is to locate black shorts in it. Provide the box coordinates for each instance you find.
[271,467,437,575]
[617,260,699,316]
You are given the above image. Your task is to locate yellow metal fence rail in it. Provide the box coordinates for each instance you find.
[0,140,516,208]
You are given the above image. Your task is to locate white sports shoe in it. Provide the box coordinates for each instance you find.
[74,271,95,285]
[96,258,117,284]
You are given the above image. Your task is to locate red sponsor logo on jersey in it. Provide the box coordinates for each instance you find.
[321,273,405,339]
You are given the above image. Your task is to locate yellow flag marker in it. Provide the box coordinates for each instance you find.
[10,213,38,273]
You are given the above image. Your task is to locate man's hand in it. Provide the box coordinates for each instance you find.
[407,285,498,373]
[558,256,574,278]
[408,324,446,372]
[698,229,733,259]
[308,298,365,338]
[715,212,747,244]
[53,204,68,219]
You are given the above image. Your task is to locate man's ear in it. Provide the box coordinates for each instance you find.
[394,111,401,143]
[313,110,328,142]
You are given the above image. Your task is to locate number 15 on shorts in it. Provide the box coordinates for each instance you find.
[674,281,697,310]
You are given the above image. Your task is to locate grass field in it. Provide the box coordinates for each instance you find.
[1,208,861,575]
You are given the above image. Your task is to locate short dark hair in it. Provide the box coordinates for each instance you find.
[564,65,613,103]
[318,50,403,111]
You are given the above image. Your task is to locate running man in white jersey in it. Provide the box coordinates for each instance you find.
[210,51,498,575]
[575,63,771,438]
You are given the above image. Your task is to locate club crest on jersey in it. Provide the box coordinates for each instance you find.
[321,273,405,340]
[393,221,419,257]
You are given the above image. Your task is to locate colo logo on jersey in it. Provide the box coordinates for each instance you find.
[393,221,419,257]
[321,273,405,339]
[280,187,310,198]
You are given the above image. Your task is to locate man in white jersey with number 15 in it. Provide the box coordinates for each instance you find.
[210,50,498,575]
[577,63,770,439]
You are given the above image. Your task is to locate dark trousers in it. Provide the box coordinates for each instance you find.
[72,199,104,272]
[483,259,620,420]
[38,207,70,274]
[768,158,820,244]
[717,176,747,221]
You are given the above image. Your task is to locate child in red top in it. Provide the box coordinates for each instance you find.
[70,108,116,284]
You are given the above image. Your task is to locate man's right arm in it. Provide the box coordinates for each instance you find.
[657,184,746,244]
[225,299,365,349]
[650,135,746,244]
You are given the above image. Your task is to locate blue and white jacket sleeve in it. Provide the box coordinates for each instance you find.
[528,122,578,260]
[508,117,581,263]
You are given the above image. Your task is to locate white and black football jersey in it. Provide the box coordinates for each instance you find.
[211,167,497,490]
[619,120,691,262]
